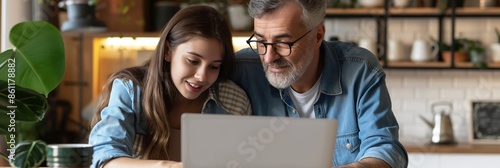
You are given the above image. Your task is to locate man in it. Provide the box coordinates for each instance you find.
[231,0,408,167]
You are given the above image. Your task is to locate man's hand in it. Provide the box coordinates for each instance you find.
[334,157,390,168]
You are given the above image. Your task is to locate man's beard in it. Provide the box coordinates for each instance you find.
[263,52,312,89]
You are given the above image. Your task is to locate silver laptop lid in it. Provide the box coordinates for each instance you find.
[181,114,337,168]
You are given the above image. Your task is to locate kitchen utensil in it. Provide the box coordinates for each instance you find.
[387,39,408,61]
[358,38,378,57]
[479,0,497,8]
[491,43,500,62]
[411,39,439,62]
[419,101,455,144]
[358,0,385,8]
[393,0,411,8]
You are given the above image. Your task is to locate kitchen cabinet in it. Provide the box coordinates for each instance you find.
[404,142,500,168]
[325,1,500,69]
[58,32,158,128]
[57,32,95,135]
[409,153,500,168]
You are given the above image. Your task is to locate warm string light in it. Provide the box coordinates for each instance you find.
[103,37,159,50]
[232,37,250,52]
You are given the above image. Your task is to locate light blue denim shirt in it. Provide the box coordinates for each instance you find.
[89,79,251,168]
[231,41,408,168]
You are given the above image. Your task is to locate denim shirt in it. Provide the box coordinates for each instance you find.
[231,41,408,168]
[89,79,251,168]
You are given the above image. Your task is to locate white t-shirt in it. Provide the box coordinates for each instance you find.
[288,77,321,118]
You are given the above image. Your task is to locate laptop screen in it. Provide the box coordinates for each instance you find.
[181,114,337,168]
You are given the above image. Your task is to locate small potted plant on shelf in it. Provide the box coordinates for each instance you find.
[437,38,469,63]
[467,40,487,68]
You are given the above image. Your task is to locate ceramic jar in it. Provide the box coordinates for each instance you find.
[411,39,439,62]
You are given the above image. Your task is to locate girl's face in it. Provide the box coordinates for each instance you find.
[168,36,223,100]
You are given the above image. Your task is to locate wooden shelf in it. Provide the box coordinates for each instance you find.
[327,7,500,17]
[389,7,442,16]
[454,61,500,69]
[386,61,450,68]
[454,7,500,16]
[325,8,385,16]
[404,142,500,154]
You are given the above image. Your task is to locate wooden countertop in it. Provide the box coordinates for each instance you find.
[403,142,500,154]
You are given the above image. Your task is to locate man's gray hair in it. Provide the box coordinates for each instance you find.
[248,0,326,30]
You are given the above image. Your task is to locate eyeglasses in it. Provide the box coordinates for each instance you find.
[246,29,312,57]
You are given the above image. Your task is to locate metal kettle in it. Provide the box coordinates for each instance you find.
[419,101,455,144]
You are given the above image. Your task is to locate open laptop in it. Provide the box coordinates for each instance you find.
[181,113,338,168]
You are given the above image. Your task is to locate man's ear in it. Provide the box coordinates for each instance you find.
[315,23,325,46]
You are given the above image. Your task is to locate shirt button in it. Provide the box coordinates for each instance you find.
[346,143,351,149]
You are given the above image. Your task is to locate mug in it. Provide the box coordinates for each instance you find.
[491,43,500,62]
[387,39,408,61]
[411,39,439,62]
[393,0,410,8]
[358,38,378,57]
[46,144,93,168]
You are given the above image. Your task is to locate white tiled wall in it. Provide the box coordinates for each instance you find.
[386,69,500,143]
[325,18,500,143]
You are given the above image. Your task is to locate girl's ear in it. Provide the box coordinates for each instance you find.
[165,54,171,62]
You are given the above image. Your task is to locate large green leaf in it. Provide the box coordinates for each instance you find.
[0,21,65,97]
[0,80,47,135]
[9,140,46,168]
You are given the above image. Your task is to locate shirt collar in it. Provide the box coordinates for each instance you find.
[318,41,342,95]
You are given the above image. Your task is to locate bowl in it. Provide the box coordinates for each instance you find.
[46,144,93,167]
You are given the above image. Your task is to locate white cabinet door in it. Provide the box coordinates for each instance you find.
[409,153,440,168]
[409,153,500,168]
[439,154,500,168]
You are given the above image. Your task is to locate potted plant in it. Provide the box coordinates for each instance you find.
[467,39,487,68]
[438,38,469,63]
[0,21,65,168]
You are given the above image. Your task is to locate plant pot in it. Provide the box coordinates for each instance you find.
[442,51,468,63]
[59,0,106,32]
[470,50,485,64]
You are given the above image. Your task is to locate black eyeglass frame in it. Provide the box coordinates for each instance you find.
[246,29,313,57]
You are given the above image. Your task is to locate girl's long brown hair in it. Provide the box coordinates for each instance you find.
[90,5,235,160]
